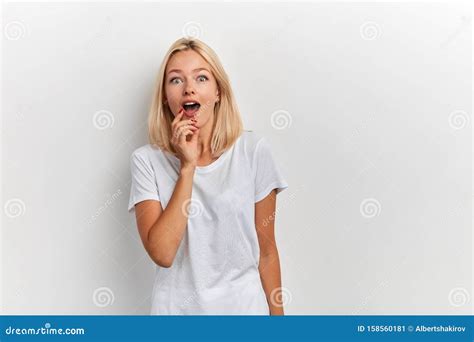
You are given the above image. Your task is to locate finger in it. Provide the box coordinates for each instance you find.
[171,109,184,127]
[191,128,200,142]
[172,121,194,138]
[174,108,184,121]
[183,126,197,136]
[175,124,197,138]
[175,124,196,141]
[172,114,183,131]
[174,119,197,131]
[179,129,193,144]
[171,131,178,145]
[172,126,183,142]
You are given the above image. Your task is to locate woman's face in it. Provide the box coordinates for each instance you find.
[164,50,220,127]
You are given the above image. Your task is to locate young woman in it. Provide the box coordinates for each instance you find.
[128,37,289,315]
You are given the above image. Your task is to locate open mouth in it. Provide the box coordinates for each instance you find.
[182,101,201,117]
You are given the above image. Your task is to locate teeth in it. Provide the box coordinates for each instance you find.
[184,102,197,105]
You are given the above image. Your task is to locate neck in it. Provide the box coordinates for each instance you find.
[195,112,214,156]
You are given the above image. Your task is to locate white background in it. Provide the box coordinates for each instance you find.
[2,1,472,314]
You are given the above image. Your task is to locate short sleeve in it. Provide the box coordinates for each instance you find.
[253,137,289,203]
[128,151,160,213]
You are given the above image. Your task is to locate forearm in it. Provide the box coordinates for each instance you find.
[148,165,195,266]
[258,249,284,315]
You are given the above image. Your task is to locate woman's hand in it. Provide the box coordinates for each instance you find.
[170,108,200,168]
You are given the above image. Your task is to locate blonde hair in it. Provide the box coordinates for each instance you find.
[148,37,244,158]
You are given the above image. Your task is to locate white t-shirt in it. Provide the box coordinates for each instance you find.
[128,130,289,315]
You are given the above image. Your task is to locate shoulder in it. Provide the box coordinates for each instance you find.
[130,144,162,164]
[131,144,151,159]
[238,130,266,154]
[237,130,272,170]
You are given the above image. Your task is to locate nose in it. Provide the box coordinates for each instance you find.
[183,81,196,96]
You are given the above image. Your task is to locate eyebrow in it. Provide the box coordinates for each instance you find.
[167,67,210,75]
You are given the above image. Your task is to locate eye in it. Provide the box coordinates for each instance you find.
[169,77,182,84]
[197,75,208,82]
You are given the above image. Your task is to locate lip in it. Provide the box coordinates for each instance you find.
[181,99,201,107]
[180,99,201,119]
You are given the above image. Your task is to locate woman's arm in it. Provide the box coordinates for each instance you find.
[134,164,196,268]
[255,189,285,315]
